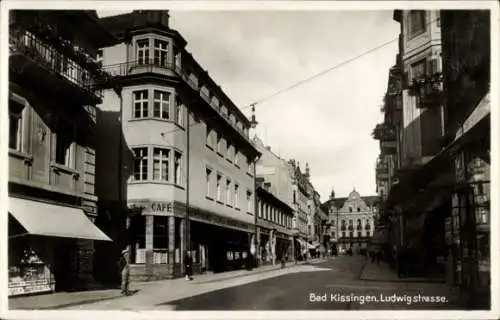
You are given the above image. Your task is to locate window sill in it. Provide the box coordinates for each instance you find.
[129,180,185,190]
[235,163,240,169]
[217,151,224,158]
[50,162,79,179]
[129,117,184,130]
[216,200,224,205]
[9,149,33,164]
[226,204,233,208]
[206,144,214,151]
[235,207,240,211]
[205,196,214,201]
[246,172,254,177]
[246,211,253,215]
[226,158,233,164]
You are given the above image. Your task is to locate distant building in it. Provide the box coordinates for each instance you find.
[95,10,260,281]
[322,189,378,253]
[7,10,115,295]
[253,137,295,265]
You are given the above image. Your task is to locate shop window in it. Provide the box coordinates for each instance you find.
[152,148,169,181]
[153,216,168,264]
[132,147,148,181]
[133,90,149,119]
[131,216,146,264]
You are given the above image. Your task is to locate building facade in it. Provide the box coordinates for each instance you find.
[95,11,260,281]
[375,9,491,308]
[253,137,295,265]
[7,10,115,296]
[322,189,377,253]
[255,178,295,265]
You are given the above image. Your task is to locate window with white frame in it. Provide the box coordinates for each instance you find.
[133,90,149,118]
[153,90,170,119]
[226,179,232,206]
[137,39,150,65]
[174,151,182,185]
[133,147,148,181]
[206,168,212,198]
[247,190,253,213]
[153,39,168,67]
[216,174,222,201]
[153,148,169,181]
[9,99,24,151]
[234,183,240,209]
[175,96,184,126]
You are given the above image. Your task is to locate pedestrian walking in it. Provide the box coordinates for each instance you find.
[184,251,193,280]
[119,248,131,296]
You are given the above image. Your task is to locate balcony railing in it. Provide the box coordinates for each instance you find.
[102,58,250,140]
[410,74,443,109]
[372,123,396,141]
[9,27,105,99]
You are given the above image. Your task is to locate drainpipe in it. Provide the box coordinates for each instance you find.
[185,99,191,253]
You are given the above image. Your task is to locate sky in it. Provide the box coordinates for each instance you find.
[98,9,400,202]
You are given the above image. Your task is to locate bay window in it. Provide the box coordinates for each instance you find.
[153,148,169,181]
[133,90,149,119]
[137,39,150,65]
[174,151,182,185]
[153,90,170,119]
[133,147,148,181]
[153,39,168,67]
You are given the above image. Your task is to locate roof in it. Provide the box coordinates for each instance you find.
[321,195,380,210]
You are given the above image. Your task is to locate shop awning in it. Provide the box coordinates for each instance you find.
[9,197,111,241]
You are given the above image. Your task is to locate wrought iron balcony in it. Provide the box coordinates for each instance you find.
[9,25,107,104]
[102,58,251,139]
[372,123,396,141]
[410,74,443,109]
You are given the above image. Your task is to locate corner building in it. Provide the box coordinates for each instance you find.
[96,11,260,280]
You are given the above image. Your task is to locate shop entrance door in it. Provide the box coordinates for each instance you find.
[54,241,74,291]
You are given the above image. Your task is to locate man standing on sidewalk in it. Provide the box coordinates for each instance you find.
[184,251,193,281]
[119,249,131,295]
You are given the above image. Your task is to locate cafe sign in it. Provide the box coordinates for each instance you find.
[147,202,174,216]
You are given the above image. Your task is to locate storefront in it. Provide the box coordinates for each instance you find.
[126,200,255,279]
[8,197,111,296]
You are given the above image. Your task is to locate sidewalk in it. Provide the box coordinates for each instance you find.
[360,260,445,283]
[9,257,329,310]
